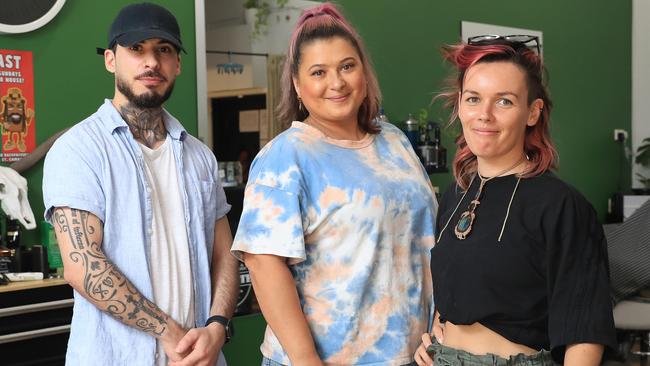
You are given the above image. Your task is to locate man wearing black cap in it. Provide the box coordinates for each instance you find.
[43,3,238,366]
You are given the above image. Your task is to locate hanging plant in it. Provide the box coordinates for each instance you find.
[243,0,289,39]
[635,137,650,188]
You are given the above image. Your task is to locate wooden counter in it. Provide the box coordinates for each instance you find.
[0,277,68,293]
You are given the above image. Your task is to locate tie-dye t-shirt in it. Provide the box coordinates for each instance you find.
[232,121,437,365]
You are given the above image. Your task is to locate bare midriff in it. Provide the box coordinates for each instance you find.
[441,321,538,359]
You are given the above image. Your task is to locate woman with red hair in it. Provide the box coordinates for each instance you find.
[413,36,616,365]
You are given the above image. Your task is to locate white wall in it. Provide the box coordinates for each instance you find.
[205,22,254,92]
[205,0,318,92]
[633,0,650,188]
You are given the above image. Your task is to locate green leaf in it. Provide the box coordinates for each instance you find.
[417,108,429,128]
[636,173,650,188]
[245,0,289,40]
[636,142,650,166]
[243,0,259,9]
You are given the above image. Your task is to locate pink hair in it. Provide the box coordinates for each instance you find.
[437,42,558,190]
[277,3,381,134]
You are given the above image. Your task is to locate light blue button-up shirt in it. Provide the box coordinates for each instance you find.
[43,100,230,366]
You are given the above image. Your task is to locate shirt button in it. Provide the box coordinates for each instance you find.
[148,228,153,235]
[146,187,152,193]
[155,352,159,359]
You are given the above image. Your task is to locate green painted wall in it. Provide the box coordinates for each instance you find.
[0,0,198,246]
[0,0,632,249]
[336,0,632,220]
[222,312,267,365]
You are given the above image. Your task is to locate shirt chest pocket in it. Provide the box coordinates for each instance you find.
[189,180,217,227]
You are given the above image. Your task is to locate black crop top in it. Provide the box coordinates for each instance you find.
[430,172,616,362]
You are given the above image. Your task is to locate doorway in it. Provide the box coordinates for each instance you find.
[211,93,266,183]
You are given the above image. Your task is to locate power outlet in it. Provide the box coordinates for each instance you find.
[614,129,628,142]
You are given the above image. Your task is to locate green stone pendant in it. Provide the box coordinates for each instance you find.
[454,210,476,240]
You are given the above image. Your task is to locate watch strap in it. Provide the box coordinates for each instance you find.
[204,315,233,343]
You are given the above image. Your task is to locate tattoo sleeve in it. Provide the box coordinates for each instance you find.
[52,207,169,337]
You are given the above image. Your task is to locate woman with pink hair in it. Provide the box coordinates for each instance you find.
[413,36,616,366]
[232,3,437,365]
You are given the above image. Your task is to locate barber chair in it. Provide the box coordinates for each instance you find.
[605,199,650,364]
[614,295,650,364]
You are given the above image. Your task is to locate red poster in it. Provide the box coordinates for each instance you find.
[0,49,35,162]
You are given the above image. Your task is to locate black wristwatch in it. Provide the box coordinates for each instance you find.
[204,315,234,343]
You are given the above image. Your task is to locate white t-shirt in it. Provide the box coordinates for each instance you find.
[139,136,195,366]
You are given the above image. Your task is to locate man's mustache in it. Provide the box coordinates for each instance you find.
[135,71,167,81]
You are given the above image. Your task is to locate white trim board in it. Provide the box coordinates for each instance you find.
[195,0,210,147]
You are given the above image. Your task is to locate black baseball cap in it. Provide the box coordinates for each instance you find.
[97,2,186,55]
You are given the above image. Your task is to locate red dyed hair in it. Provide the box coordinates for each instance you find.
[438,42,558,190]
[277,3,381,134]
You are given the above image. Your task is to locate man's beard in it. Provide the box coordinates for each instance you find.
[116,74,175,109]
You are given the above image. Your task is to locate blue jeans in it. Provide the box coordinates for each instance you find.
[424,338,557,366]
[261,357,285,366]
[262,356,415,366]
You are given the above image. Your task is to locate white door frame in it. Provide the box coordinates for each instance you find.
[194,0,211,149]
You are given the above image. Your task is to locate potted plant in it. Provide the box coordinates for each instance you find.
[243,0,289,39]
[635,137,650,190]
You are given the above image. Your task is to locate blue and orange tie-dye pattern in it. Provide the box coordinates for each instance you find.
[232,121,437,365]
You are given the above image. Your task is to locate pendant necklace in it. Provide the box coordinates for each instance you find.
[453,156,526,240]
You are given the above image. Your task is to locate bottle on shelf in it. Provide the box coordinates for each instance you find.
[433,123,447,170]
[5,218,22,272]
[417,121,448,174]
[6,219,21,250]
[418,122,436,173]
[404,114,419,150]
[376,106,389,123]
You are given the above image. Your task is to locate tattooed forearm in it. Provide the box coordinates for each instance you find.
[119,103,166,148]
[52,207,168,337]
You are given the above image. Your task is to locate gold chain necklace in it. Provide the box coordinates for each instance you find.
[453,156,526,240]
